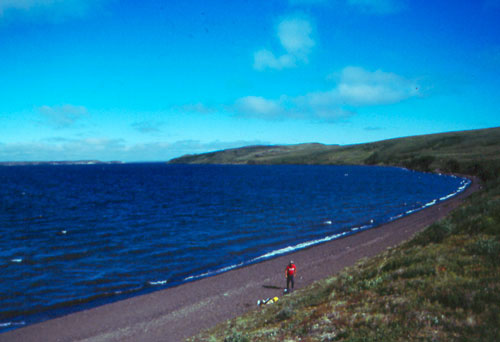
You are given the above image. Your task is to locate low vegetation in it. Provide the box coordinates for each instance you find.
[170,127,500,179]
[182,127,500,341]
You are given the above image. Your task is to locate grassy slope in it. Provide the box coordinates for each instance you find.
[170,127,500,178]
[183,127,500,342]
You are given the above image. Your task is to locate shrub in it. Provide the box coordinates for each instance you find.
[411,220,454,246]
[468,238,500,265]
[431,283,468,310]
[275,306,294,322]
[403,155,436,172]
[224,331,249,342]
[364,152,381,165]
[443,158,461,173]
[400,263,436,279]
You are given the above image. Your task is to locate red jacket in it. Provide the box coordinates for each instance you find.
[285,264,297,276]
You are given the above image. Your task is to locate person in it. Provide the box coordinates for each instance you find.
[285,260,297,292]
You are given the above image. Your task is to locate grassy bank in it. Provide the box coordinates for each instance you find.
[182,128,500,341]
[188,176,500,341]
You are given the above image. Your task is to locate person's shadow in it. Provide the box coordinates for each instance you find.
[262,285,282,290]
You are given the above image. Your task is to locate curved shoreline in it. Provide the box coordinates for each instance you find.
[0,177,480,342]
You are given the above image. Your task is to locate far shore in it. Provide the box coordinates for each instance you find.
[0,176,479,342]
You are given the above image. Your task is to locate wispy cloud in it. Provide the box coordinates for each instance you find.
[0,0,104,20]
[254,16,315,71]
[235,96,286,118]
[0,0,57,14]
[235,66,419,120]
[166,139,269,155]
[131,121,164,134]
[233,94,354,122]
[178,103,217,114]
[364,126,384,131]
[38,104,89,128]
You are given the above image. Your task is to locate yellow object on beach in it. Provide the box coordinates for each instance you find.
[258,296,280,306]
[266,296,279,304]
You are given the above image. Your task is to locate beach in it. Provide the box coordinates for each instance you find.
[0,177,479,342]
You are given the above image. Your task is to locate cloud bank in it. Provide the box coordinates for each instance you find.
[0,138,269,162]
[236,66,419,120]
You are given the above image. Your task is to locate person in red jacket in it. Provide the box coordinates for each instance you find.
[285,260,297,292]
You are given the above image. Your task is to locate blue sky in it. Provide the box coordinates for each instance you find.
[1,0,499,162]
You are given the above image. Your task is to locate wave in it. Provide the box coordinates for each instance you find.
[182,223,375,283]
[148,280,168,286]
[184,262,246,282]
[389,177,470,222]
[0,321,25,328]
[182,177,471,285]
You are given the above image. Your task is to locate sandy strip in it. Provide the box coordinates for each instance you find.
[0,177,479,342]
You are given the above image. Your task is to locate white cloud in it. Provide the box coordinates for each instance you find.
[278,17,315,59]
[234,93,354,122]
[38,104,89,128]
[235,66,419,120]
[254,16,315,71]
[335,66,419,105]
[235,96,285,118]
[253,49,296,70]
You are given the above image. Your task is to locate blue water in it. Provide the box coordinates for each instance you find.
[0,164,469,331]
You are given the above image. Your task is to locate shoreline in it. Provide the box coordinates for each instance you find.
[0,177,479,342]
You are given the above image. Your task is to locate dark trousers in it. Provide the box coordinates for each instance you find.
[287,275,294,290]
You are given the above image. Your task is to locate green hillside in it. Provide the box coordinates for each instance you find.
[170,127,500,180]
[184,127,500,342]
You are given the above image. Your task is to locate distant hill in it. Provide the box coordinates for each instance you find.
[169,143,336,165]
[169,127,500,179]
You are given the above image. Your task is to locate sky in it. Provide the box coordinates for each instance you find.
[0,0,499,162]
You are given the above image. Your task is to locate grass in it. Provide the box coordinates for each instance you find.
[181,127,500,341]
